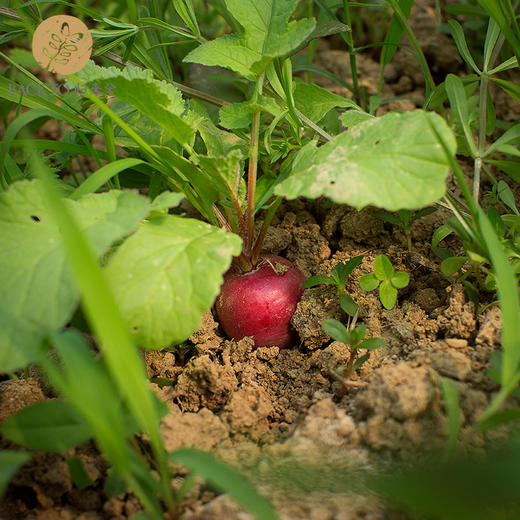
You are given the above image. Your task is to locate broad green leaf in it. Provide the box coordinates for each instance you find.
[150,191,185,212]
[374,255,394,280]
[392,271,410,289]
[184,0,315,78]
[0,181,149,372]
[340,293,357,317]
[294,80,358,123]
[275,110,456,211]
[0,400,92,452]
[441,256,467,276]
[0,451,31,498]
[340,110,374,128]
[379,279,397,309]
[170,448,280,520]
[359,337,385,350]
[303,275,335,288]
[359,273,379,292]
[105,215,241,348]
[219,97,282,130]
[71,62,194,147]
[290,20,350,56]
[321,318,349,344]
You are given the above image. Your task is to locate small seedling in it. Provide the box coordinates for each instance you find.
[322,320,385,380]
[304,255,364,317]
[360,254,409,310]
[372,207,436,252]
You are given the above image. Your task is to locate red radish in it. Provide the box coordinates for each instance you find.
[216,254,305,348]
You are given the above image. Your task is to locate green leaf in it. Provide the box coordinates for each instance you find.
[275,110,456,211]
[0,451,31,498]
[340,110,374,128]
[485,123,520,156]
[290,20,350,56]
[170,448,280,520]
[303,275,335,288]
[359,273,379,292]
[219,97,281,129]
[67,456,95,490]
[491,77,520,104]
[476,0,520,65]
[475,408,520,431]
[0,181,149,372]
[392,271,410,289]
[447,20,481,74]
[446,74,478,157]
[340,293,357,317]
[359,337,385,350]
[372,211,402,226]
[338,255,364,286]
[0,400,92,452]
[352,352,370,372]
[105,216,242,348]
[293,80,358,123]
[374,254,394,280]
[441,256,467,276]
[381,0,414,66]
[321,318,349,344]
[72,62,194,147]
[70,158,146,200]
[184,0,315,78]
[150,191,185,212]
[379,279,397,309]
[350,324,367,346]
[497,180,519,215]
[439,377,461,454]
[432,224,454,247]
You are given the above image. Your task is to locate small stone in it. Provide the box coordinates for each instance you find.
[445,338,468,349]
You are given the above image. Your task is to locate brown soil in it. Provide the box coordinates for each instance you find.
[1,2,519,519]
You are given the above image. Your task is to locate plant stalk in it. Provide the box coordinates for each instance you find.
[245,73,265,257]
[343,0,361,106]
[251,196,283,265]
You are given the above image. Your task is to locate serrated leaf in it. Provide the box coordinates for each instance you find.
[392,271,410,289]
[0,180,150,372]
[374,255,394,279]
[0,401,91,452]
[321,318,349,344]
[275,110,456,211]
[340,293,357,317]
[197,150,243,198]
[359,273,379,292]
[71,62,194,146]
[105,215,242,348]
[303,275,335,288]
[441,256,467,276]
[294,80,358,123]
[219,97,282,130]
[0,451,31,498]
[379,279,397,309]
[184,0,315,78]
[359,337,385,350]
